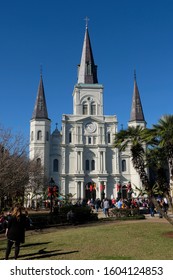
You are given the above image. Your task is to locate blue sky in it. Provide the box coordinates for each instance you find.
[0,0,173,140]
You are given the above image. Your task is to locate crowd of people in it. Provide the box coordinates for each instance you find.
[86,196,169,218]
[0,196,169,259]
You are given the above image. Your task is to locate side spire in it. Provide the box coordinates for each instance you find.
[32,72,49,119]
[129,70,145,122]
[77,20,98,84]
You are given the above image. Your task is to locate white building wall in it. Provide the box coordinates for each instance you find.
[29,118,51,178]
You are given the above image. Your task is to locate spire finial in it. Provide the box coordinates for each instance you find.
[84,16,89,28]
[134,69,136,81]
[40,64,43,77]
[55,122,58,129]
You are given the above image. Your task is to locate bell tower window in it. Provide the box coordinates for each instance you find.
[46,131,49,141]
[37,130,42,140]
[83,102,88,115]
[91,102,96,115]
[31,131,34,141]
[37,158,41,165]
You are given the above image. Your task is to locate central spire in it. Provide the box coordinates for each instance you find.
[77,22,98,84]
[129,70,145,123]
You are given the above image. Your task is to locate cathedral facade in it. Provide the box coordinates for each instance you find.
[29,26,146,200]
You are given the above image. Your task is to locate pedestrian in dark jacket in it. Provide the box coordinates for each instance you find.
[5,205,27,260]
[149,200,155,217]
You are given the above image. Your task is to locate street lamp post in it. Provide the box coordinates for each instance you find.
[48,178,55,214]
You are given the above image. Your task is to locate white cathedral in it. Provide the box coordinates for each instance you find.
[29,25,146,201]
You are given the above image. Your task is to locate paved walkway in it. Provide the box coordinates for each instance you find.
[96,208,173,224]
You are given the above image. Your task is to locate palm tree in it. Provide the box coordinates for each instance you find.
[146,147,169,196]
[148,115,173,199]
[114,126,151,192]
[114,125,173,225]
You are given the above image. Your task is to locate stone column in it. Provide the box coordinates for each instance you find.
[77,181,81,199]
[81,181,84,199]
[81,151,83,171]
[100,151,103,172]
[104,181,107,198]
[103,151,106,172]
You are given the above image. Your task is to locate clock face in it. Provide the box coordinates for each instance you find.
[85,122,97,133]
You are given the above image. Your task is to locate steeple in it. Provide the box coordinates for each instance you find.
[77,24,98,84]
[32,74,49,120]
[129,71,145,123]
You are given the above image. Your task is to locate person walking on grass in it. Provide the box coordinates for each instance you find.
[103,198,110,217]
[4,205,27,260]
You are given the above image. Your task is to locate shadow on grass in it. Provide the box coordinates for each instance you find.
[21,242,52,248]
[20,248,79,260]
[1,247,79,260]
[0,241,52,252]
[97,255,133,260]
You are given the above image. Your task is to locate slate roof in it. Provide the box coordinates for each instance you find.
[130,73,145,122]
[77,26,98,84]
[32,75,49,120]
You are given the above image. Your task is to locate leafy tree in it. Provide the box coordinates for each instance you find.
[0,124,45,210]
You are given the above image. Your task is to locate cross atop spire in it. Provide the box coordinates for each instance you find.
[84,16,89,28]
[134,69,136,81]
[40,64,43,77]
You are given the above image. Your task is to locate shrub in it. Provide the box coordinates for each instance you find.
[28,205,98,229]
[54,205,98,224]
[109,207,145,219]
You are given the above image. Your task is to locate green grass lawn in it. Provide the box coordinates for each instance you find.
[0,220,173,260]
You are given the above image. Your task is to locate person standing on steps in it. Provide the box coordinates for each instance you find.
[4,205,27,260]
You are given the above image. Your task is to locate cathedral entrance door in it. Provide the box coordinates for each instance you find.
[85,182,96,201]
[122,185,127,199]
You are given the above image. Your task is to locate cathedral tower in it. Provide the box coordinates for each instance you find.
[29,74,51,179]
[61,23,118,199]
[124,71,146,193]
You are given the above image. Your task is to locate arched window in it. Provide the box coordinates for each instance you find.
[91,102,96,115]
[46,131,49,141]
[83,102,88,115]
[31,131,34,141]
[91,160,95,170]
[108,132,111,144]
[53,159,58,172]
[88,137,91,144]
[69,132,72,143]
[122,159,126,172]
[86,160,90,171]
[37,130,42,140]
[37,158,41,165]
